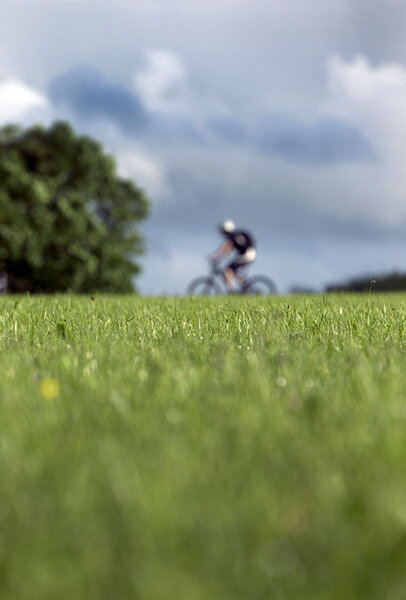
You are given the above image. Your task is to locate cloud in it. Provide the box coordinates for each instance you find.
[134,50,186,111]
[133,49,236,144]
[117,151,168,199]
[325,55,406,226]
[45,55,375,168]
[0,80,48,124]
[48,65,148,133]
[206,116,249,144]
[257,115,374,164]
[47,60,207,144]
[328,55,406,159]
[132,49,376,165]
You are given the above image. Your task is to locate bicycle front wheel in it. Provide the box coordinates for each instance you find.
[246,275,277,295]
[187,277,222,296]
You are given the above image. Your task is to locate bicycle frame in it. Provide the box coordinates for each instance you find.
[210,262,249,293]
[187,261,276,295]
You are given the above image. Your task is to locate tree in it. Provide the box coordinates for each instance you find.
[0,121,149,293]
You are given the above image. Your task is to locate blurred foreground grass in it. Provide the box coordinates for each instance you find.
[1,294,406,599]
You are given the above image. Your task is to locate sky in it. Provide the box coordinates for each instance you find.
[1,0,406,293]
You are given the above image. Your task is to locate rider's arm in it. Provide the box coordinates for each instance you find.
[211,239,233,260]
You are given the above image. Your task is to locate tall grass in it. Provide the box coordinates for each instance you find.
[1,294,406,599]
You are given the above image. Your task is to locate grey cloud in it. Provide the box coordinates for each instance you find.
[154,112,375,168]
[48,65,148,133]
[348,0,406,63]
[48,65,208,143]
[4,0,406,116]
[147,113,205,145]
[257,116,375,164]
[49,64,374,167]
[205,116,249,144]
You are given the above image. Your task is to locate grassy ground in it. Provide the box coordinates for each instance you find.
[1,293,406,599]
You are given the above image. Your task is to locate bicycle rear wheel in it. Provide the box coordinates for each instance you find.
[246,275,277,295]
[187,277,222,296]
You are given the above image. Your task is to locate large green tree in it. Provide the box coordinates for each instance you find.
[0,121,149,293]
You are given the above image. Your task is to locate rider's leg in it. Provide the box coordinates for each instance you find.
[232,249,256,290]
[235,269,249,292]
[224,267,236,292]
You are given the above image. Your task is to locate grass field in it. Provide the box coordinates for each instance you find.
[1,293,406,599]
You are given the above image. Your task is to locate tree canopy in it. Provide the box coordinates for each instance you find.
[0,121,149,293]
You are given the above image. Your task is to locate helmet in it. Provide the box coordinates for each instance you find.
[219,219,235,234]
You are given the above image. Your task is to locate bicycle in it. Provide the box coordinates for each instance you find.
[187,260,277,295]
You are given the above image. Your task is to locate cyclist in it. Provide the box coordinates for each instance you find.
[211,220,257,292]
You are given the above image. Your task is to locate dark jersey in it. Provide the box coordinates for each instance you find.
[227,230,255,254]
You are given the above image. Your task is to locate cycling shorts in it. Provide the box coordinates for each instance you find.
[227,247,256,272]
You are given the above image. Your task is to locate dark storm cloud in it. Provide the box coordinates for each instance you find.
[49,65,148,134]
[49,64,374,167]
[257,116,375,164]
[48,65,207,143]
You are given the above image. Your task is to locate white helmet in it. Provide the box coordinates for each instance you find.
[219,219,235,234]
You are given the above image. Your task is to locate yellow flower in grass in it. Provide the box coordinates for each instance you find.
[40,378,60,400]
